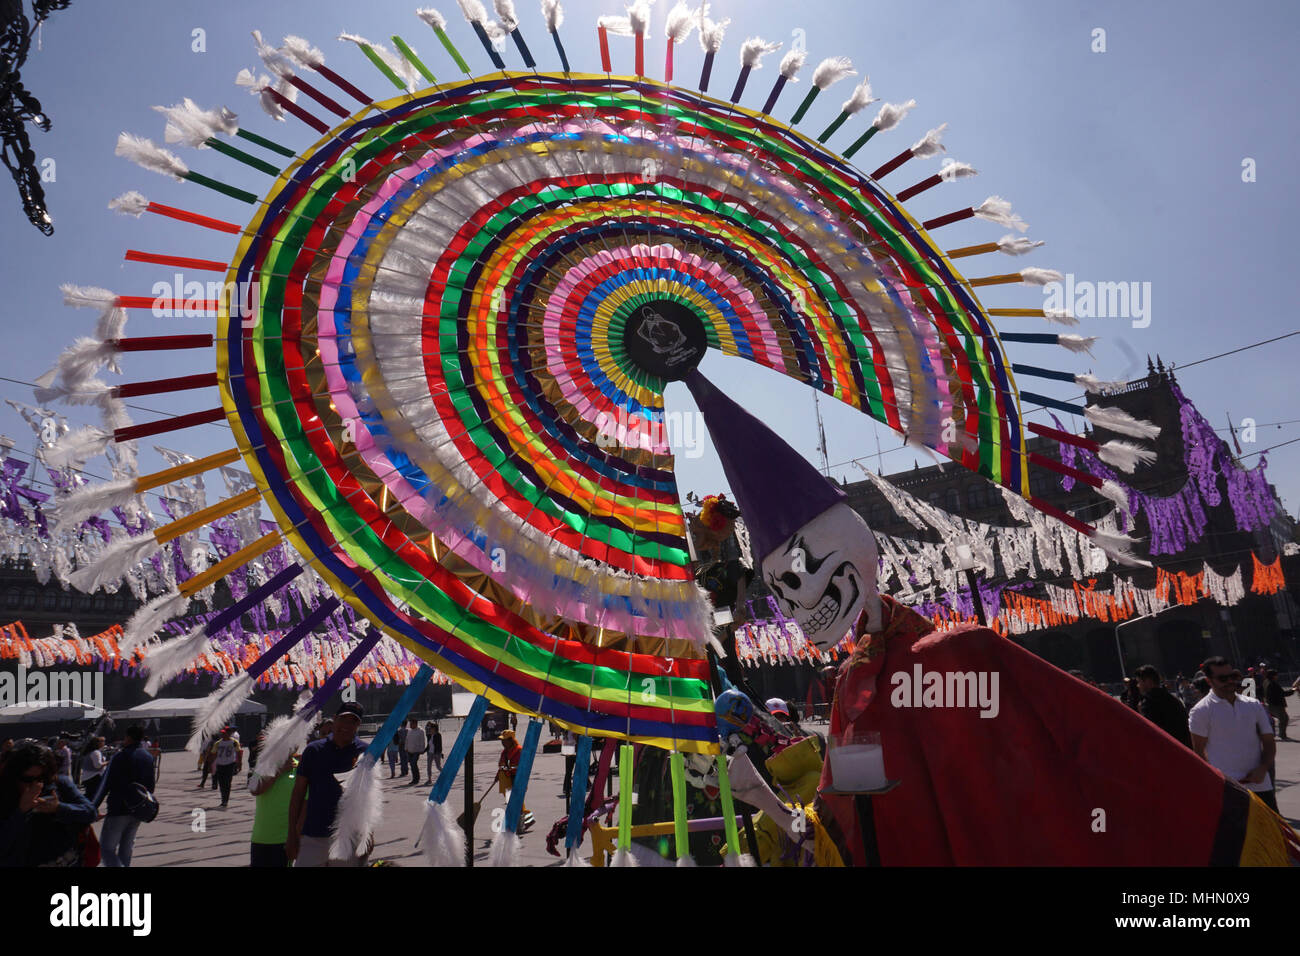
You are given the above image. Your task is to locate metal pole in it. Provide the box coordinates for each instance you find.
[464,735,474,867]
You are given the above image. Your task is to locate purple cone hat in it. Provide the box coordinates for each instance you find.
[684,369,845,563]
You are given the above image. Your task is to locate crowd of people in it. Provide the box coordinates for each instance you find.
[0,655,1293,867]
[1110,657,1292,812]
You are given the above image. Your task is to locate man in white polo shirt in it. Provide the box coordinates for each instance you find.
[1188,656,1278,812]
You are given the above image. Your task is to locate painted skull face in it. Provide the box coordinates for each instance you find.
[762,503,879,650]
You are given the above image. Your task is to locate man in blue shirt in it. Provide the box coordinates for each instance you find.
[92,725,156,867]
[287,702,368,867]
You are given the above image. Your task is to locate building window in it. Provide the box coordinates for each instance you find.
[967,485,983,510]
[42,589,57,610]
[946,489,961,513]
[59,592,73,611]
[22,589,37,609]
[93,594,106,611]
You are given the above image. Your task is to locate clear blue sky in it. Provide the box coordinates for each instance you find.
[2,0,1297,523]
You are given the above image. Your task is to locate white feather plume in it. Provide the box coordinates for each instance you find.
[1098,479,1131,522]
[740,36,780,69]
[723,851,757,866]
[1020,267,1064,286]
[778,48,806,79]
[493,0,519,30]
[456,0,489,23]
[59,379,114,407]
[421,798,467,866]
[251,29,297,78]
[108,191,150,217]
[675,854,697,866]
[565,848,592,866]
[973,195,1027,232]
[1075,373,1124,393]
[53,477,137,531]
[610,847,639,866]
[841,76,876,115]
[938,158,977,180]
[95,306,127,343]
[811,55,854,89]
[1084,405,1161,440]
[872,98,915,131]
[331,753,384,859]
[1056,332,1097,354]
[255,711,314,778]
[52,337,120,385]
[663,0,693,41]
[186,672,252,753]
[115,133,188,181]
[487,829,523,867]
[698,4,728,53]
[1090,528,1151,567]
[152,98,238,147]
[61,284,117,310]
[628,0,654,35]
[44,425,113,468]
[1097,439,1157,473]
[282,35,325,69]
[143,623,212,695]
[235,68,296,121]
[68,533,160,594]
[119,590,189,655]
[599,15,633,35]
[1043,307,1079,326]
[997,235,1043,256]
[416,7,449,31]
[910,123,947,158]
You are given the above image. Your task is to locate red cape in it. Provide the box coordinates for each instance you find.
[817,598,1285,866]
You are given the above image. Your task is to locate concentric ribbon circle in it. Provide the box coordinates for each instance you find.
[218,74,1026,748]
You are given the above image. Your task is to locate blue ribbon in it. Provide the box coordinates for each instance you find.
[503,719,542,833]
[564,734,594,851]
[429,695,488,805]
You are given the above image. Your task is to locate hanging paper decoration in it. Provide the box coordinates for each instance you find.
[1057,384,1280,555]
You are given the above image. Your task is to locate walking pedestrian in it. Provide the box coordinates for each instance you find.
[1188,657,1279,812]
[424,722,438,780]
[386,734,399,778]
[287,703,369,867]
[1262,669,1292,740]
[212,727,243,808]
[92,725,156,867]
[397,722,409,778]
[1135,665,1191,747]
[404,718,426,786]
[79,737,106,800]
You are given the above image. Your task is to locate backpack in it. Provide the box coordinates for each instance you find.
[124,782,160,823]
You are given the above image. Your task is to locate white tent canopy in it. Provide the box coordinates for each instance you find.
[0,700,104,724]
[111,697,267,720]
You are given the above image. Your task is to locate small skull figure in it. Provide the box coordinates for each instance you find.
[762,503,880,650]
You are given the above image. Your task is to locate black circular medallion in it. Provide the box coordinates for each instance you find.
[622,298,708,381]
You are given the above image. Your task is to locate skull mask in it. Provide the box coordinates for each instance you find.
[762,502,880,650]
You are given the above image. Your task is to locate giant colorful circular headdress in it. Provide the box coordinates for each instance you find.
[45,0,1159,759]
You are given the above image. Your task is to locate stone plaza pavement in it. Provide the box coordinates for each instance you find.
[120,703,1300,867]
